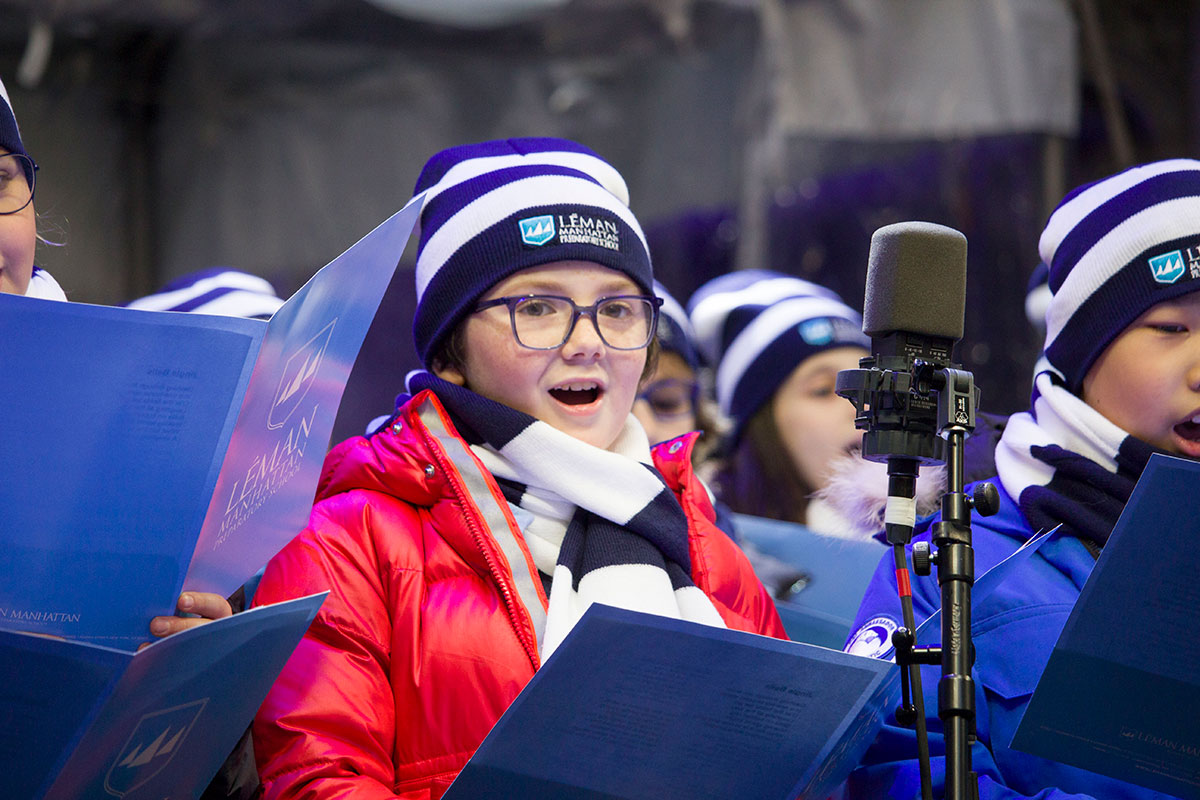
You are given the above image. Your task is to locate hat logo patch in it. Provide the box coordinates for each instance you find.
[1149,250,1185,284]
[799,318,835,345]
[518,215,556,246]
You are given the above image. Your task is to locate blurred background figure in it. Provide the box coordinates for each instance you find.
[123,267,285,319]
[688,269,901,648]
[632,280,718,453]
[1024,260,1052,338]
[0,75,64,300]
[689,269,872,535]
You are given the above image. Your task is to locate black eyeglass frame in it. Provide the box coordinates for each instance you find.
[0,152,37,216]
[472,293,663,351]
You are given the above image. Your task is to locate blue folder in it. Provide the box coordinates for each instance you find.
[1012,453,1200,799]
[443,604,898,800]
[0,199,419,797]
[1,592,325,800]
[0,197,420,648]
[733,513,887,648]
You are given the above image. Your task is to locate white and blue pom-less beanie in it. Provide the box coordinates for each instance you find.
[411,137,654,366]
[124,268,285,319]
[1040,158,1200,394]
[687,269,869,441]
[0,76,36,190]
[653,280,701,370]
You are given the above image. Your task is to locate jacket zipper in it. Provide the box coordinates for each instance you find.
[414,412,541,669]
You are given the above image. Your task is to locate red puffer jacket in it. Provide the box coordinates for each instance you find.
[252,390,786,799]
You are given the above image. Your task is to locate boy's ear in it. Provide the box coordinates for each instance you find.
[432,359,467,387]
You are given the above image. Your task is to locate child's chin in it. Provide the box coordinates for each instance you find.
[541,415,605,446]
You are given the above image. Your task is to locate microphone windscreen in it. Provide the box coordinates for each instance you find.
[862,221,967,341]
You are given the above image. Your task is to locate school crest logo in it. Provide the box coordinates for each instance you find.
[799,318,835,345]
[268,319,336,430]
[104,699,208,797]
[518,215,556,246]
[1149,250,1185,284]
[846,615,899,660]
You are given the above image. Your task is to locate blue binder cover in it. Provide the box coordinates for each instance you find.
[0,592,325,800]
[443,605,898,800]
[0,198,420,647]
[733,513,886,648]
[1012,453,1200,799]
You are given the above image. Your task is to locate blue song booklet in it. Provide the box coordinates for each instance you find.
[1012,453,1200,799]
[0,197,420,649]
[443,604,898,800]
[0,591,326,800]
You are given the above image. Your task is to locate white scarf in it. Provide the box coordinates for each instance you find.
[24,267,67,301]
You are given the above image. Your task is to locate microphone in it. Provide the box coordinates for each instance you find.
[847,221,968,466]
[836,221,968,542]
[837,221,983,800]
[863,221,967,342]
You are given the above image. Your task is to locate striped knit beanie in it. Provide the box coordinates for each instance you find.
[654,281,701,370]
[124,268,284,319]
[1040,158,1200,393]
[687,269,868,439]
[0,76,35,188]
[411,137,653,366]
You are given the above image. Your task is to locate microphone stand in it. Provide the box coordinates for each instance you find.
[921,365,997,800]
[837,359,998,800]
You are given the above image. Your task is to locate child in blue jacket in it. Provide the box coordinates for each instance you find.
[845,158,1200,799]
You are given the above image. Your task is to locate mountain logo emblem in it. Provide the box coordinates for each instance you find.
[799,318,835,345]
[1149,250,1185,284]
[104,699,208,797]
[518,215,556,246]
[268,319,336,430]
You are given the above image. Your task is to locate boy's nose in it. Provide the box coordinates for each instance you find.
[1188,355,1200,392]
[562,312,605,358]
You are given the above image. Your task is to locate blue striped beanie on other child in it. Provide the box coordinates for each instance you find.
[0,76,36,189]
[1040,158,1200,393]
[653,280,701,371]
[687,269,869,441]
[124,268,285,319]
[411,137,654,366]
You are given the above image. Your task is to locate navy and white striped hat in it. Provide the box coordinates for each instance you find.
[0,76,35,187]
[687,269,868,439]
[124,268,284,319]
[1040,158,1200,393]
[411,137,653,366]
[654,281,701,370]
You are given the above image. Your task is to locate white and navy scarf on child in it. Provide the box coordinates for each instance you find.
[406,371,727,659]
[993,362,1162,552]
[24,267,67,301]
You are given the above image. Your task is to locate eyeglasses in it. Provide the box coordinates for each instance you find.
[636,377,700,420]
[473,294,662,350]
[0,153,35,215]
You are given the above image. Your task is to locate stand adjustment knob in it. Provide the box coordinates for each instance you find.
[969,482,1001,517]
[912,541,934,575]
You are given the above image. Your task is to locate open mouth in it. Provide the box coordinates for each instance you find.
[549,382,602,406]
[1173,415,1200,442]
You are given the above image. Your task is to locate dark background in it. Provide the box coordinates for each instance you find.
[1,0,1196,444]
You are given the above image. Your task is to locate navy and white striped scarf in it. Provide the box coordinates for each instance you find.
[993,362,1161,550]
[407,371,726,659]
